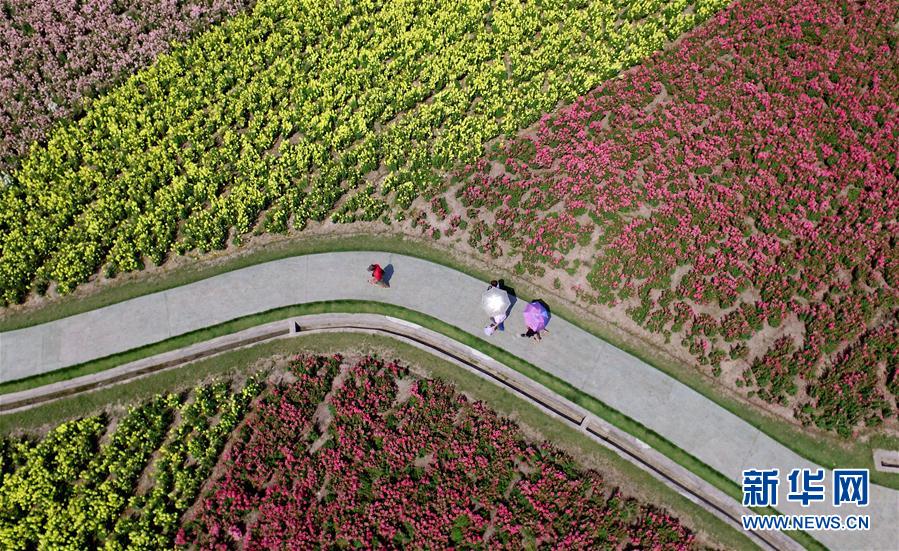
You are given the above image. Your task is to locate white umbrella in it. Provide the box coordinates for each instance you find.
[481,287,511,318]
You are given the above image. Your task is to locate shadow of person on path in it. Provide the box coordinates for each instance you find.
[497,279,517,317]
[383,264,394,286]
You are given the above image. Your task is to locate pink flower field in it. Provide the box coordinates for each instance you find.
[452,0,899,436]
[178,354,696,549]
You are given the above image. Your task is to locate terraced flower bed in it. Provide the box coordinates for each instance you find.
[0,0,729,302]
[0,0,255,174]
[452,0,899,435]
[0,355,698,548]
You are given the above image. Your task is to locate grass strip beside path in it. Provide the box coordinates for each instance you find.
[2,238,897,491]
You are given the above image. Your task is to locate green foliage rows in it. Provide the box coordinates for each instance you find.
[104,379,263,550]
[0,0,728,303]
[0,378,263,550]
[0,396,176,549]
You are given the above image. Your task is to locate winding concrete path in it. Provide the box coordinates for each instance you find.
[1,252,896,549]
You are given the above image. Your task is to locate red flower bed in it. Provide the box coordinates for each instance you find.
[454,0,899,434]
[178,354,695,548]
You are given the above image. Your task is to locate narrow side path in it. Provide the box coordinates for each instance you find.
[1,252,896,549]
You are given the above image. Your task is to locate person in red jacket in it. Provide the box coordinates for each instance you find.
[367,264,389,288]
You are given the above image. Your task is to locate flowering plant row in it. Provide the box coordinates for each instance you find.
[180,354,696,549]
[0,0,730,303]
[0,395,176,549]
[453,0,898,435]
[0,377,263,549]
[0,0,254,174]
[798,322,899,438]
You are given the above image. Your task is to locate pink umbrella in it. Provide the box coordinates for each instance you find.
[522,302,550,331]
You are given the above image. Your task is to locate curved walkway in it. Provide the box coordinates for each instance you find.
[1,252,897,549]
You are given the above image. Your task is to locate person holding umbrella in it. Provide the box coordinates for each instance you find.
[481,283,511,336]
[521,301,550,342]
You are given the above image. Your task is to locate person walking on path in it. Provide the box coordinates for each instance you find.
[521,300,550,342]
[484,311,507,336]
[481,280,510,337]
[520,327,548,342]
[368,263,389,288]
